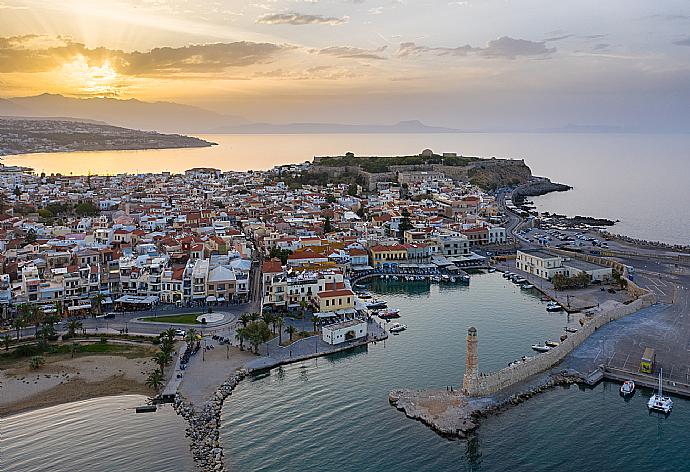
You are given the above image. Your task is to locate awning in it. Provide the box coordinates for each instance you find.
[315,312,339,319]
[217,297,226,302]
[68,304,92,311]
[206,295,217,302]
[103,297,113,304]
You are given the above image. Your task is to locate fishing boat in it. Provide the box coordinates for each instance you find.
[546,301,563,312]
[366,299,387,310]
[388,322,407,333]
[356,291,373,299]
[379,308,401,319]
[544,340,560,348]
[521,284,535,290]
[531,344,551,352]
[620,380,635,397]
[564,326,578,333]
[488,268,496,273]
[648,369,673,414]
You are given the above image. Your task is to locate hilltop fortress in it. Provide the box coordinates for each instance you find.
[312,149,532,190]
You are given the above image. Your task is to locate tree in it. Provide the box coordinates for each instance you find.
[3,334,10,351]
[54,300,63,317]
[74,201,99,217]
[285,325,297,342]
[398,208,413,242]
[146,369,165,391]
[347,183,358,197]
[30,356,45,370]
[71,342,80,358]
[323,215,333,234]
[66,319,82,338]
[12,315,26,340]
[311,315,320,334]
[13,186,21,197]
[184,328,199,345]
[245,320,272,353]
[262,312,274,330]
[91,293,106,316]
[239,314,251,328]
[235,327,247,351]
[161,327,177,344]
[249,312,260,323]
[153,351,171,371]
[325,194,337,204]
[25,228,37,245]
[276,316,284,344]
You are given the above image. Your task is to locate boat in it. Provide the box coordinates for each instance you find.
[531,344,551,352]
[503,272,513,278]
[379,308,401,319]
[488,268,496,273]
[366,299,387,309]
[546,301,563,312]
[564,326,578,333]
[135,405,158,413]
[513,277,527,285]
[356,291,373,299]
[441,274,450,282]
[544,340,560,348]
[647,369,673,414]
[521,284,535,290]
[450,277,457,283]
[388,322,407,333]
[620,380,635,396]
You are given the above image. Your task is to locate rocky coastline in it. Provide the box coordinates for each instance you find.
[512,177,572,203]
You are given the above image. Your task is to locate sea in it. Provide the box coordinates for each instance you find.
[5,132,690,245]
[2,133,689,471]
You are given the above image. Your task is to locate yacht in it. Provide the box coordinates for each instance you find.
[388,322,407,333]
[620,380,635,397]
[366,299,387,310]
[546,301,563,312]
[531,344,551,352]
[379,308,401,319]
[648,369,673,414]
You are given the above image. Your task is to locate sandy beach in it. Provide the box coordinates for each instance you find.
[0,353,157,417]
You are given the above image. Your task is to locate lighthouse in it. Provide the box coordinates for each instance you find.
[463,326,478,394]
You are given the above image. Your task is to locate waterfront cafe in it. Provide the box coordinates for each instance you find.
[114,295,159,311]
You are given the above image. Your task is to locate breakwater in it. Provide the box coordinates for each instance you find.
[174,372,246,471]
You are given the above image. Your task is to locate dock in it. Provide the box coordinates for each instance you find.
[603,365,690,398]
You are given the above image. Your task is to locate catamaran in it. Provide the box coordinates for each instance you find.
[647,369,673,414]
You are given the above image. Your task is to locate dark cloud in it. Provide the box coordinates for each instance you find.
[0,35,291,75]
[256,12,348,26]
[314,46,387,60]
[396,36,554,59]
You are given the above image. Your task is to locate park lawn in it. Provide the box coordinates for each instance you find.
[139,313,205,324]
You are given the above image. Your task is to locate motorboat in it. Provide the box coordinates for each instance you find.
[513,277,527,285]
[356,291,373,299]
[620,380,635,396]
[378,308,401,319]
[544,340,560,348]
[521,284,535,290]
[531,344,551,352]
[388,322,407,333]
[488,268,496,273]
[366,299,387,310]
[648,369,673,414]
[508,356,532,367]
[441,274,451,282]
[546,301,563,312]
[503,272,513,278]
[564,326,579,333]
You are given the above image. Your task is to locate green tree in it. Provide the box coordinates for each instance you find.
[325,194,337,204]
[67,319,82,337]
[276,316,284,344]
[235,327,247,351]
[3,334,11,351]
[285,325,297,342]
[184,328,199,345]
[71,342,80,358]
[323,215,333,234]
[91,293,106,316]
[146,369,165,391]
[311,315,319,333]
[239,314,251,328]
[12,315,27,340]
[25,228,37,245]
[152,351,171,371]
[161,327,177,344]
[245,320,272,353]
[74,201,99,216]
[29,356,45,370]
[398,208,413,242]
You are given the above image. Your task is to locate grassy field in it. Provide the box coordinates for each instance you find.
[139,313,204,324]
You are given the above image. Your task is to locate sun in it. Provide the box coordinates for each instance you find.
[60,56,120,97]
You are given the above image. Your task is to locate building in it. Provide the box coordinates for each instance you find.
[321,319,367,345]
[316,287,355,313]
[369,244,407,268]
[516,249,612,282]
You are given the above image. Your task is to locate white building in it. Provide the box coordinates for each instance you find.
[516,249,612,282]
[321,319,368,345]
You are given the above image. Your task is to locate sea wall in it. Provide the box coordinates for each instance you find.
[464,293,655,397]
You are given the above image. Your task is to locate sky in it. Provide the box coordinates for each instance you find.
[1,0,690,130]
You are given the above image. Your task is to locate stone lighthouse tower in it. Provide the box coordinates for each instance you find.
[463,326,478,394]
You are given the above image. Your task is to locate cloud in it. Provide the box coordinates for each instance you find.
[0,35,291,75]
[314,46,388,60]
[396,36,555,59]
[673,37,690,46]
[256,12,349,25]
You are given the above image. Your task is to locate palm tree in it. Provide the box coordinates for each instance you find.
[91,293,106,316]
[160,338,174,358]
[53,300,63,318]
[146,369,165,391]
[276,315,284,343]
[12,315,26,340]
[249,312,259,323]
[262,312,273,331]
[161,327,177,343]
[184,328,198,345]
[152,351,171,371]
[70,342,80,358]
[311,315,320,334]
[299,299,309,332]
[239,313,251,327]
[235,327,246,351]
[67,319,83,337]
[2,334,10,351]
[285,325,297,342]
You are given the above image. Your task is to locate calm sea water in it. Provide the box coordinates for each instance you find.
[6,133,689,245]
[0,395,193,472]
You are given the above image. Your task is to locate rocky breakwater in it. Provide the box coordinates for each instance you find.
[174,370,247,471]
[388,371,582,439]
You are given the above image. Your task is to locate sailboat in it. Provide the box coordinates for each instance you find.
[647,368,673,414]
